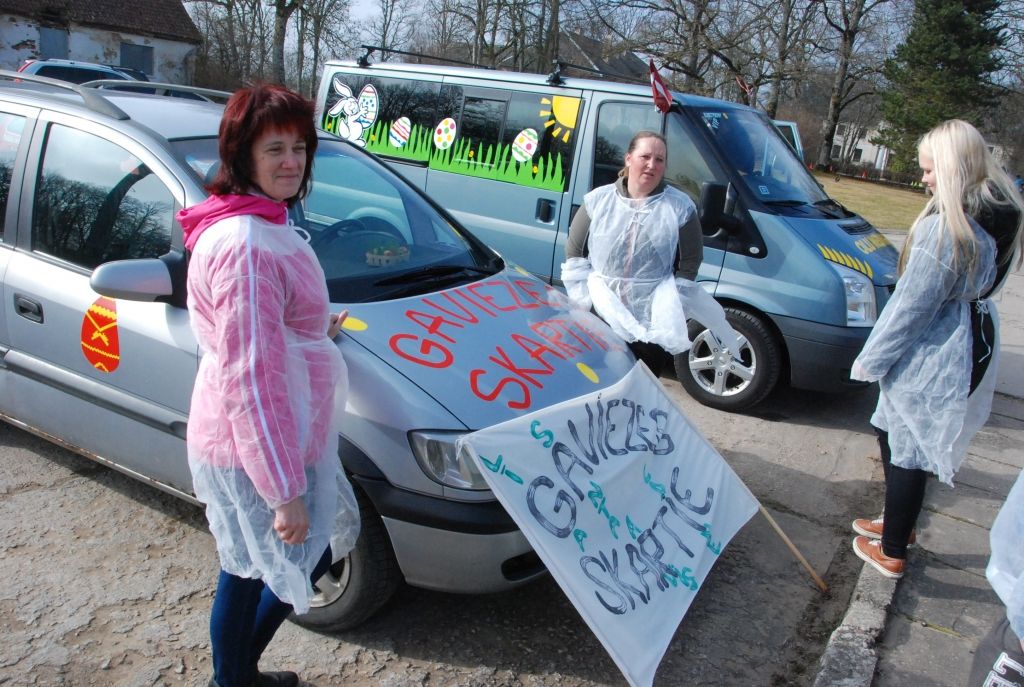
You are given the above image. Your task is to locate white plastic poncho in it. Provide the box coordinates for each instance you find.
[561,183,740,356]
[851,214,997,486]
[186,214,360,614]
[988,468,1024,640]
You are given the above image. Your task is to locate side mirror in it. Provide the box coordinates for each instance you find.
[91,257,175,302]
[699,182,742,235]
[699,182,727,234]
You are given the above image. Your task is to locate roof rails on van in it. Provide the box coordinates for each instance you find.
[0,68,129,120]
[81,79,232,103]
[544,60,649,87]
[357,45,495,70]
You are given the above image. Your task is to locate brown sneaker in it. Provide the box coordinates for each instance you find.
[853,536,905,579]
[851,517,916,546]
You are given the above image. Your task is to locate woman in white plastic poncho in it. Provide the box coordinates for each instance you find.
[850,119,1023,580]
[561,130,739,376]
[176,84,360,687]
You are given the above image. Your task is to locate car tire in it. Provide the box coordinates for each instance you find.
[674,307,781,411]
[290,486,402,632]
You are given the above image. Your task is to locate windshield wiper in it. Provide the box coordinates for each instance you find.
[373,264,499,287]
[762,199,808,207]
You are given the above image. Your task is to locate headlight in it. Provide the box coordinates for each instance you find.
[409,430,488,490]
[829,261,877,327]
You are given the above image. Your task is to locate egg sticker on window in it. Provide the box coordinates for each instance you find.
[511,128,539,162]
[356,84,379,127]
[433,117,457,150]
[80,296,120,372]
[389,116,411,148]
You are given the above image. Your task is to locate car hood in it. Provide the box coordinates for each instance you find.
[336,269,636,428]
[785,216,900,286]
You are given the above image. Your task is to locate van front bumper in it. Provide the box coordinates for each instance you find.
[774,314,872,393]
[352,475,545,594]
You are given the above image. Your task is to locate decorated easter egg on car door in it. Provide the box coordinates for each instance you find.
[389,117,411,147]
[433,117,456,150]
[511,128,539,162]
[80,296,120,372]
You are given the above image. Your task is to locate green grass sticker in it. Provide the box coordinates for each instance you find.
[324,115,566,192]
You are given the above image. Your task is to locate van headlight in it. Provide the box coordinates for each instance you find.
[410,430,489,490]
[829,262,876,327]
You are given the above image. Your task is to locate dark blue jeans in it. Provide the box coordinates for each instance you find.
[210,547,332,687]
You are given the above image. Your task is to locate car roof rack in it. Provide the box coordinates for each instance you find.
[545,59,648,87]
[356,44,495,70]
[0,68,129,120]
[81,80,232,102]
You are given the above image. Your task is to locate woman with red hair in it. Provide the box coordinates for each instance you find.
[177,84,360,687]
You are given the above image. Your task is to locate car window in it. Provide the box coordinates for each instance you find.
[593,101,662,189]
[0,112,27,239]
[32,124,174,269]
[34,65,125,84]
[173,136,500,303]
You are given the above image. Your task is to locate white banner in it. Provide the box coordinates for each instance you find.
[458,363,759,687]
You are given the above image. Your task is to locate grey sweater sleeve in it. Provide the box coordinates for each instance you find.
[675,212,704,281]
[566,204,592,259]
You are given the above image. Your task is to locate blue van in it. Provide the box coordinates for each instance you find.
[315,60,899,410]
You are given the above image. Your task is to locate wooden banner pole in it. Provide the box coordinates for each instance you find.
[759,504,828,593]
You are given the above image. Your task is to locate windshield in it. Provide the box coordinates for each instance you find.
[697,108,829,207]
[172,137,502,303]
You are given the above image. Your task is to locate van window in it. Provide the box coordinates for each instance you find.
[433,88,580,193]
[663,113,719,201]
[322,72,581,194]
[323,74,445,163]
[0,112,26,239]
[593,102,662,188]
[31,124,173,269]
[461,95,505,144]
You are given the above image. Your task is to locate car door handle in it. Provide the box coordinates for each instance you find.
[536,198,556,223]
[14,295,43,323]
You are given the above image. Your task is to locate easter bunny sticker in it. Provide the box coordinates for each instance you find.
[328,78,378,147]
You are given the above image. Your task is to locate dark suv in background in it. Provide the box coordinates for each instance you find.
[17,58,149,84]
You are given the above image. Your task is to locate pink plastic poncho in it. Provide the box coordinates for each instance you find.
[180,196,359,614]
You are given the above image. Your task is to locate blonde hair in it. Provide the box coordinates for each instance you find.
[901,119,1024,275]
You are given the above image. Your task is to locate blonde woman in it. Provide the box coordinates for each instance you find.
[850,119,1024,579]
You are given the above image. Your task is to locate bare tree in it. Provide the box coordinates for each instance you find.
[270,0,303,84]
[365,0,416,58]
[811,0,896,169]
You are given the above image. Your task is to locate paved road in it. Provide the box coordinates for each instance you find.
[0,373,882,687]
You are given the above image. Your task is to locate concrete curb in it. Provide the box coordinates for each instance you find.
[812,559,897,687]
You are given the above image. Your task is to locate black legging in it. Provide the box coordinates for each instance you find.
[878,301,994,559]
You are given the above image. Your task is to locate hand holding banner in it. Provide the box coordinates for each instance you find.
[458,363,758,687]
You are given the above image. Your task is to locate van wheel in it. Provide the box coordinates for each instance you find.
[674,308,781,411]
[290,487,402,632]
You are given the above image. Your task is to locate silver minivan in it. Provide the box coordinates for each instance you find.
[0,73,635,629]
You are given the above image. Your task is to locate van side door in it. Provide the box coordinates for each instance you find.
[424,83,584,281]
[568,96,730,286]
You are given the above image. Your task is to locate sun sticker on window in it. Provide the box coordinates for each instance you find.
[80,296,120,373]
[540,96,580,143]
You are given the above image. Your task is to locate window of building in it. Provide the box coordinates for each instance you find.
[32,124,173,269]
[38,27,69,59]
[831,145,841,160]
[853,148,863,162]
[120,43,154,77]
[836,123,847,137]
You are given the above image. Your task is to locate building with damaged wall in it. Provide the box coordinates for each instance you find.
[0,0,200,84]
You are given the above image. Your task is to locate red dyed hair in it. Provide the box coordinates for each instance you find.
[208,84,318,205]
